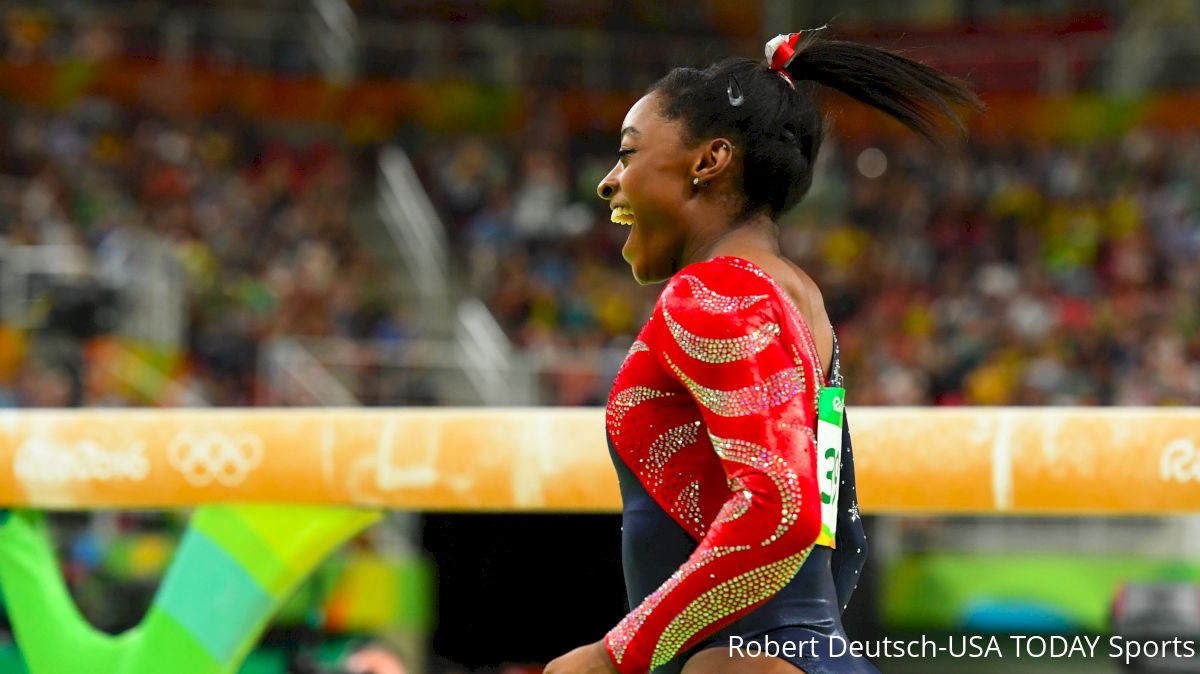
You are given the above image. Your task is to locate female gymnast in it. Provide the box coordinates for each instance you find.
[545,30,979,674]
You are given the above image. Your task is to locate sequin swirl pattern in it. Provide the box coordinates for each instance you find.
[710,489,752,527]
[710,434,804,545]
[606,544,750,664]
[663,306,781,364]
[680,273,769,313]
[642,422,701,489]
[603,256,825,674]
[673,481,704,532]
[665,353,805,418]
[609,386,674,429]
[648,550,812,668]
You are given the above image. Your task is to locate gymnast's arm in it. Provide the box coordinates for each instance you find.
[601,268,824,674]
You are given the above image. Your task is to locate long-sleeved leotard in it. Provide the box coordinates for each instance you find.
[604,256,830,674]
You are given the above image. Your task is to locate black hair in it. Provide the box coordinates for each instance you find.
[650,34,983,219]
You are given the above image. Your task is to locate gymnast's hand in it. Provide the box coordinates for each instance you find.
[544,639,619,674]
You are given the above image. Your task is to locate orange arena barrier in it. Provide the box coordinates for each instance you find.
[1,408,1197,514]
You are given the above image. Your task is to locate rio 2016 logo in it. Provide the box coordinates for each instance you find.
[1160,438,1200,483]
[13,438,149,484]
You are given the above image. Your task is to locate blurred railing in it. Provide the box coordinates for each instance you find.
[0,240,186,349]
[308,0,358,84]
[20,1,1200,93]
[1106,0,1200,94]
[455,298,522,406]
[263,141,523,407]
[0,171,185,347]
[258,334,623,407]
[258,337,360,407]
[376,147,451,316]
[92,234,188,349]
[0,243,91,329]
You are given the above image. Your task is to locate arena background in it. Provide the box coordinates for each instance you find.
[0,1,1198,673]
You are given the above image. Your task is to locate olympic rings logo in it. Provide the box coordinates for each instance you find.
[166,430,263,487]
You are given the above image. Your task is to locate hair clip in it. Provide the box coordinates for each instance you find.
[727,75,744,107]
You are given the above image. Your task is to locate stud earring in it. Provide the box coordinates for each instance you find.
[693,177,702,188]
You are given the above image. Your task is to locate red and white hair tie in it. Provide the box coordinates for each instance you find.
[764,27,826,89]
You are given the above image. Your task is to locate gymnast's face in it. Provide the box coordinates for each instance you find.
[597,92,698,285]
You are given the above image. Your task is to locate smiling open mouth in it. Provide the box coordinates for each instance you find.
[610,206,635,226]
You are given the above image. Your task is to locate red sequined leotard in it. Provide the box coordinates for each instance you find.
[603,256,829,674]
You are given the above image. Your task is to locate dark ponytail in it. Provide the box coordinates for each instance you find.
[785,39,982,145]
[649,32,982,219]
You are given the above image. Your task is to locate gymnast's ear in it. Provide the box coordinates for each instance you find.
[691,139,735,187]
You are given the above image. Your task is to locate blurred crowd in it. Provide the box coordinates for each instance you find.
[1,0,1198,411]
[424,125,1200,406]
[0,99,399,407]
[2,92,1197,410]
[5,3,1196,408]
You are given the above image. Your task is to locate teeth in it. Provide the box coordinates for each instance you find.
[610,206,635,226]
